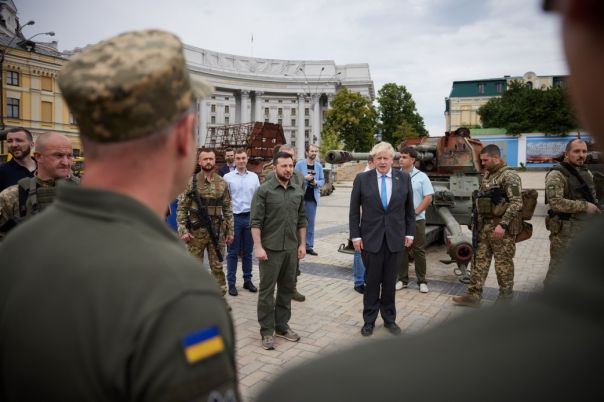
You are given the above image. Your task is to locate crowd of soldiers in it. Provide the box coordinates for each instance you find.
[1,0,603,398]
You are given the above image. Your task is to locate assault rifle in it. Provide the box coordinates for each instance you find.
[186,172,224,262]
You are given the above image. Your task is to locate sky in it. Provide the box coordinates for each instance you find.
[16,0,566,136]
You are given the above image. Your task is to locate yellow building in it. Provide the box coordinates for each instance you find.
[0,33,80,162]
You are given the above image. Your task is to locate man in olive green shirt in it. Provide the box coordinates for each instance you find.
[251,151,306,350]
[0,30,239,401]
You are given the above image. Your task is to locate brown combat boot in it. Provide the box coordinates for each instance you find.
[292,288,306,302]
[452,293,480,307]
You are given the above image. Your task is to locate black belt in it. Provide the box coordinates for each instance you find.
[234,212,250,216]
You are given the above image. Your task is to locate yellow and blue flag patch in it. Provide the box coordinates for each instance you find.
[182,326,225,364]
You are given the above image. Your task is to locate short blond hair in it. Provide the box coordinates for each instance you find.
[370,142,395,158]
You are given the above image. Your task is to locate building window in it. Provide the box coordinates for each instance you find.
[211,116,216,124]
[278,108,283,116]
[225,105,230,114]
[41,76,53,92]
[291,100,296,103]
[264,118,269,123]
[477,83,485,95]
[291,108,296,116]
[278,99,282,103]
[211,96,216,99]
[265,99,269,103]
[305,130,310,137]
[6,71,19,86]
[6,98,19,118]
[225,117,229,125]
[305,119,309,127]
[211,104,216,113]
[225,97,229,101]
[264,107,269,116]
[278,118,282,125]
[305,108,310,116]
[526,81,533,89]
[41,101,53,124]
[291,140,296,146]
[291,119,296,126]
[496,83,503,94]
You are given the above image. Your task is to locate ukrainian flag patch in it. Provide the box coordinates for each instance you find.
[182,326,225,364]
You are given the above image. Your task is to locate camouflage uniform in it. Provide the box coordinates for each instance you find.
[544,164,597,285]
[467,163,523,300]
[177,172,234,293]
[0,176,79,240]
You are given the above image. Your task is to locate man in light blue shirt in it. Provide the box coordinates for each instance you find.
[224,149,260,296]
[397,146,434,293]
[295,144,325,256]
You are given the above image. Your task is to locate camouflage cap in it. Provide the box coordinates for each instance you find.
[58,29,213,143]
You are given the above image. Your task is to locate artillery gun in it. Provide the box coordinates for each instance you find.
[327,127,483,283]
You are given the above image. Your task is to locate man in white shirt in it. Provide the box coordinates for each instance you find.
[224,149,260,296]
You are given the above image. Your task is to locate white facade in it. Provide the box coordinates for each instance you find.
[183,44,374,158]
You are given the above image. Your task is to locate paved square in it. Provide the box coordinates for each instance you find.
[226,171,550,401]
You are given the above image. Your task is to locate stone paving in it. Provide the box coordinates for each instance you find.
[226,171,550,401]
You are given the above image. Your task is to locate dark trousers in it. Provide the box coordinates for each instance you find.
[257,248,297,336]
[226,213,253,286]
[362,238,403,325]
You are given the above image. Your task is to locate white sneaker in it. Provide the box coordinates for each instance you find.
[419,283,429,293]
[395,281,407,291]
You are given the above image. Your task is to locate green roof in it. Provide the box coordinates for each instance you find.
[449,79,507,98]
[470,128,507,135]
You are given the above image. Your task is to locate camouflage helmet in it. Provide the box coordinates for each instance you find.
[58,29,213,143]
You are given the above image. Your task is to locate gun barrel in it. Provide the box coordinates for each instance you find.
[325,150,400,164]
[436,206,473,263]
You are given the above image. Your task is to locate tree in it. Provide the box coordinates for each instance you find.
[376,83,428,145]
[477,80,578,135]
[321,88,376,152]
[318,127,342,160]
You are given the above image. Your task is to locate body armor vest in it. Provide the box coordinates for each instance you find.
[547,163,596,204]
[17,176,80,219]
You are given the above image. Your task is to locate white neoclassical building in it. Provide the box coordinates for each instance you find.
[184,44,374,159]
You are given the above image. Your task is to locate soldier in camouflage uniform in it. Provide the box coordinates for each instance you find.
[453,144,523,306]
[177,149,234,294]
[0,132,78,240]
[544,139,600,286]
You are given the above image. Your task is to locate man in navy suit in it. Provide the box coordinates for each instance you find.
[349,141,415,336]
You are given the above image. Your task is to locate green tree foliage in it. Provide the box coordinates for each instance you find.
[477,80,578,135]
[376,83,428,145]
[321,88,376,151]
[318,127,342,160]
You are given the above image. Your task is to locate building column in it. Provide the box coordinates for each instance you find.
[517,133,528,168]
[312,94,321,147]
[296,93,305,161]
[254,91,264,122]
[241,90,251,123]
[198,99,208,147]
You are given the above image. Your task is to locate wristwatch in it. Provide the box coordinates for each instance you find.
[500,223,509,230]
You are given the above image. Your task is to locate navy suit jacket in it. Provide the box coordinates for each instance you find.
[349,168,416,253]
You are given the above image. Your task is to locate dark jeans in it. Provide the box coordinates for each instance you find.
[257,248,297,336]
[399,219,427,284]
[226,213,253,286]
[362,238,403,325]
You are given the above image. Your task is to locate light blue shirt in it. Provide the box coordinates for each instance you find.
[409,167,434,221]
[224,169,260,214]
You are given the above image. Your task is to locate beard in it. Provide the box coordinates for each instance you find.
[201,163,215,172]
[276,171,291,182]
[9,146,31,160]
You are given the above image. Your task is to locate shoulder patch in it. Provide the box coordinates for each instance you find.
[511,183,520,197]
[182,326,225,364]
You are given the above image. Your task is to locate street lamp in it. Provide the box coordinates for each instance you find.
[26,31,55,42]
